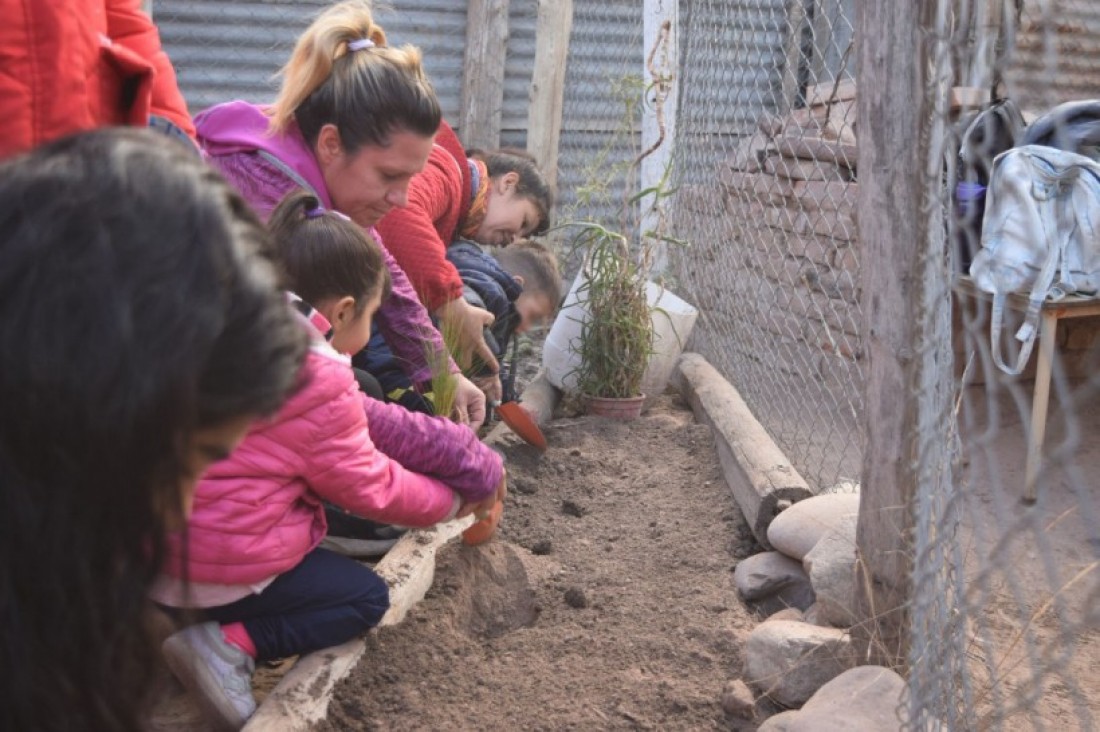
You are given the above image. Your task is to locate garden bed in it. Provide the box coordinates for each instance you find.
[316,392,766,731]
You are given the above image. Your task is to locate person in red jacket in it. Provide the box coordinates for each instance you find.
[373,125,553,401]
[0,0,195,158]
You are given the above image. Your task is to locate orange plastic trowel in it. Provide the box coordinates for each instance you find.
[492,399,547,451]
[484,334,547,451]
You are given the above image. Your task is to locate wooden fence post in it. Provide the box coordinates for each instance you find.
[642,0,678,273]
[461,0,511,151]
[854,0,950,669]
[527,0,573,194]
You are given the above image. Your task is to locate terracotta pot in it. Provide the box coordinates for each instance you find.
[584,394,646,420]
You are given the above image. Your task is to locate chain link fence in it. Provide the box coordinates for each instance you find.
[156,1,1099,727]
[668,0,1098,728]
[911,1,1100,729]
[668,0,862,493]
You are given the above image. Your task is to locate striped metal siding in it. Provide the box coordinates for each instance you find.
[156,1,536,147]
[375,1,468,124]
[675,0,792,185]
[155,1,328,113]
[1004,0,1100,112]
[556,2,644,222]
[155,1,470,120]
[501,0,538,147]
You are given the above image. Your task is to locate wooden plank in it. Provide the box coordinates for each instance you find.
[779,0,808,112]
[460,0,511,151]
[675,353,813,548]
[526,0,573,194]
[773,135,858,169]
[805,79,858,106]
[642,0,679,275]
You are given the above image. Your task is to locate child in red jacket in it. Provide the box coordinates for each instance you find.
[370,125,554,398]
[156,190,505,731]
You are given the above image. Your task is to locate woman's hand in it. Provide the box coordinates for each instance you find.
[435,296,499,374]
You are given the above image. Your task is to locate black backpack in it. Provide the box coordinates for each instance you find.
[954,99,1027,270]
[1021,99,1100,158]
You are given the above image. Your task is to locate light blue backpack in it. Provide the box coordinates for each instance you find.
[969,144,1100,375]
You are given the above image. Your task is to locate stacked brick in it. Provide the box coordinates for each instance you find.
[672,80,863,394]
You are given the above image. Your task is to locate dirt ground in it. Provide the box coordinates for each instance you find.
[317,391,769,731]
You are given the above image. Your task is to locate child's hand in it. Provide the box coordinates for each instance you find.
[452,374,487,430]
[456,471,507,520]
[435,297,499,374]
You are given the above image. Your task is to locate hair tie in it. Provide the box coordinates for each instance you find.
[305,206,325,219]
[348,38,375,52]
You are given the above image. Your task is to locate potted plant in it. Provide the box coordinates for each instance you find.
[569,220,653,418]
[557,34,682,419]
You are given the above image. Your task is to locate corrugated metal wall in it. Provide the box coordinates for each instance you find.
[675,0,793,186]
[155,0,326,113]
[1004,0,1100,112]
[156,0,534,144]
[554,2,644,225]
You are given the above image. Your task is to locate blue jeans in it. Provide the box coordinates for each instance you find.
[203,547,389,661]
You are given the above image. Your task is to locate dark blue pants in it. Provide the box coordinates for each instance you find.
[204,547,389,661]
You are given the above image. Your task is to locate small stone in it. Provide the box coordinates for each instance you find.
[764,607,804,623]
[563,587,588,608]
[803,520,859,628]
[720,678,756,719]
[756,666,908,731]
[744,620,855,706]
[561,499,587,517]
[513,478,538,495]
[530,539,553,555]
[570,448,582,456]
[733,551,811,601]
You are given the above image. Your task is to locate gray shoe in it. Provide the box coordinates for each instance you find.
[162,621,257,731]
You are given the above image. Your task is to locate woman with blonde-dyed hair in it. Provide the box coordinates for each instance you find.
[194,0,492,431]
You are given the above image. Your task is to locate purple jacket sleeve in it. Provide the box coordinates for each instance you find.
[362,393,502,503]
[207,150,457,385]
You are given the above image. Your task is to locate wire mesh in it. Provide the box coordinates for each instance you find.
[669,0,863,493]
[661,0,1100,728]
[909,1,1100,729]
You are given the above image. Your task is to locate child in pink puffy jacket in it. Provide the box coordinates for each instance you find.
[154,190,506,731]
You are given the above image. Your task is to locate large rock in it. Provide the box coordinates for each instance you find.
[802,517,859,627]
[743,620,855,706]
[767,493,860,561]
[733,551,812,601]
[757,665,908,731]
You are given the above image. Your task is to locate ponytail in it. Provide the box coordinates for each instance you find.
[270,0,440,153]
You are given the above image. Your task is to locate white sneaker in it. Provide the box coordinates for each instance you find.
[162,621,257,731]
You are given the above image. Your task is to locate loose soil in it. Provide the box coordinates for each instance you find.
[319,391,768,731]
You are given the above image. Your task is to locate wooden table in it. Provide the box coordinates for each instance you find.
[954,276,1100,502]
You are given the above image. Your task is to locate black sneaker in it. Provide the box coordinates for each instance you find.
[321,504,408,558]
